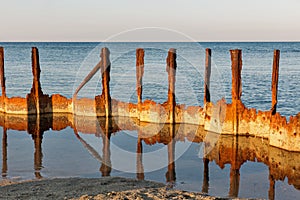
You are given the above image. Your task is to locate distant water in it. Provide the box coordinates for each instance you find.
[0,42,299,116]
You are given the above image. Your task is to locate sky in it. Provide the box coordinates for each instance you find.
[0,0,300,42]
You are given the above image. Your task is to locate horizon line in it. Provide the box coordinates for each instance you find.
[0,40,300,43]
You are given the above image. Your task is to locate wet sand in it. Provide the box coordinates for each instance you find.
[0,177,228,200]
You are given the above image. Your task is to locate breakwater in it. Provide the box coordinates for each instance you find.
[0,46,299,152]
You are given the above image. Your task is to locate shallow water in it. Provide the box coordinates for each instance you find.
[0,42,299,199]
[0,115,299,199]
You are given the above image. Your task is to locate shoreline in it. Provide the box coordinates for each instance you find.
[0,177,230,200]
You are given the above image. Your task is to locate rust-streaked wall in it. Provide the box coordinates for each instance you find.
[0,94,299,152]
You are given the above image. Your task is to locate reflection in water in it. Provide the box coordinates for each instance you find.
[100,117,112,177]
[28,115,47,179]
[202,158,209,194]
[229,136,240,198]
[165,124,176,188]
[2,127,7,178]
[136,136,144,180]
[0,114,299,199]
[32,130,43,179]
[269,174,275,200]
[74,129,103,163]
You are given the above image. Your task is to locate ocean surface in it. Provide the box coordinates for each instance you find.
[0,42,299,199]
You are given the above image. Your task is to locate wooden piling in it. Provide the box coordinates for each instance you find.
[0,47,6,97]
[166,48,177,124]
[271,50,280,115]
[136,48,144,106]
[101,47,112,118]
[230,49,242,102]
[204,48,211,105]
[31,47,43,114]
[230,49,242,134]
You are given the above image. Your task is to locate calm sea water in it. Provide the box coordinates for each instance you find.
[0,42,300,116]
[0,42,299,199]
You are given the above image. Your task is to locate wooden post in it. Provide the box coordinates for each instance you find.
[230,49,242,134]
[0,47,6,97]
[166,48,177,124]
[204,48,211,105]
[101,47,111,118]
[136,48,144,106]
[31,47,43,114]
[271,50,280,115]
[230,49,242,102]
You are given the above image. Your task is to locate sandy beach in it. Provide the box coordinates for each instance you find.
[0,177,229,200]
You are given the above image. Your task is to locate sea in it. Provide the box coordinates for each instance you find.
[0,42,299,199]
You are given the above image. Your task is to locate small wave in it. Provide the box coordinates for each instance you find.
[290,49,300,53]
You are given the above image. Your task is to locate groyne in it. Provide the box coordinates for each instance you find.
[0,46,299,152]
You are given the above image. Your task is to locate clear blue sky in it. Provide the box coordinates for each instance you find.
[1,0,299,41]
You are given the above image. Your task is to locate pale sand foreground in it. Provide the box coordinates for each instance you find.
[0,177,256,200]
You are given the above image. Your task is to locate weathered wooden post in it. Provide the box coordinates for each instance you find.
[101,47,112,118]
[230,49,242,134]
[31,47,43,114]
[166,48,177,124]
[204,48,211,105]
[136,48,144,106]
[271,50,280,115]
[0,47,6,97]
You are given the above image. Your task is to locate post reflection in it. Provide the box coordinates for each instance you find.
[32,130,43,179]
[99,117,112,177]
[202,158,209,193]
[28,115,45,179]
[2,127,7,178]
[165,124,176,188]
[0,114,299,200]
[136,136,144,180]
[269,174,275,200]
[229,136,240,198]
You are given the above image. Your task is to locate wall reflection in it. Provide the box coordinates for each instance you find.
[0,113,299,199]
